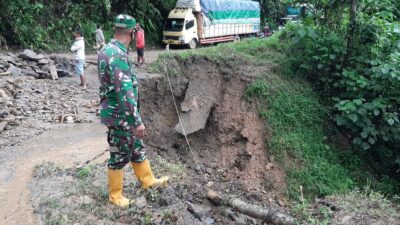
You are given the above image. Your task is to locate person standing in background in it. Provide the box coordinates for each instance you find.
[95,25,106,53]
[71,28,86,89]
[135,23,145,66]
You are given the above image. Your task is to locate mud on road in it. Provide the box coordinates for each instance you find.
[0,50,289,225]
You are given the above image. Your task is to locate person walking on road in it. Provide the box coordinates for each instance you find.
[95,25,106,53]
[135,22,145,66]
[97,14,169,209]
[71,28,86,89]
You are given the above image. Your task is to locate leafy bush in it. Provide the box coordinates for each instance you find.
[281,0,400,182]
[0,0,177,51]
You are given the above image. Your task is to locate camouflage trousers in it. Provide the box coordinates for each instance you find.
[107,126,147,170]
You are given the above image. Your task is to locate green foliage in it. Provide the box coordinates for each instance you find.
[281,0,400,182]
[259,0,287,28]
[0,0,177,51]
[151,34,398,201]
[293,199,332,225]
[246,76,355,199]
[76,164,95,179]
[141,212,153,225]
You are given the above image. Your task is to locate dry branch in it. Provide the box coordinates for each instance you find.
[86,59,97,65]
[0,71,11,76]
[207,190,295,225]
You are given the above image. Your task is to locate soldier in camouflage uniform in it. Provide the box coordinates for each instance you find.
[98,14,168,209]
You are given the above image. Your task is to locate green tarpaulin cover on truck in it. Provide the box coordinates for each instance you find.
[200,0,260,24]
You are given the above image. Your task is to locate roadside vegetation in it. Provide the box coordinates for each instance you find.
[0,0,288,51]
[0,0,176,51]
[2,0,399,224]
[150,30,400,223]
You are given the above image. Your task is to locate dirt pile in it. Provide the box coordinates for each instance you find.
[142,55,286,201]
[0,49,77,79]
[0,55,99,149]
[29,55,290,224]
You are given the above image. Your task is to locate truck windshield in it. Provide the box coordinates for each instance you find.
[164,19,185,31]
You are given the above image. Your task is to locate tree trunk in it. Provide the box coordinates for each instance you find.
[207,190,295,225]
[346,0,357,59]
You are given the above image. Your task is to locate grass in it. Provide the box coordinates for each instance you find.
[293,187,400,225]
[76,164,96,179]
[148,33,284,75]
[153,155,186,180]
[246,76,355,200]
[141,212,153,225]
[149,34,400,201]
[154,34,359,199]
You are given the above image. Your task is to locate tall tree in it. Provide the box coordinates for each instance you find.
[346,0,357,59]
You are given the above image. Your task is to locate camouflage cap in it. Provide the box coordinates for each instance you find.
[114,14,136,29]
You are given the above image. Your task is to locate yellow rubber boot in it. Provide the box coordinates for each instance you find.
[108,169,133,208]
[131,159,169,189]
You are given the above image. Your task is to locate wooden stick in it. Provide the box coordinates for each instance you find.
[86,59,98,65]
[207,190,295,225]
[0,71,11,76]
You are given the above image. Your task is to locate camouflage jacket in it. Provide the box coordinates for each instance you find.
[98,39,142,128]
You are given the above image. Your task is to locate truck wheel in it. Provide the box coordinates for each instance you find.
[234,35,241,42]
[188,39,197,49]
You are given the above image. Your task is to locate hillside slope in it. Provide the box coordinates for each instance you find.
[23,36,400,225]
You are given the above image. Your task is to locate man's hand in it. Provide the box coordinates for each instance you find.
[134,124,146,138]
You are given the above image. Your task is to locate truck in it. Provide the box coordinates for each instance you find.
[162,0,260,49]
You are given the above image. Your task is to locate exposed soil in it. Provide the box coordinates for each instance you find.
[1,50,289,225]
[2,48,398,225]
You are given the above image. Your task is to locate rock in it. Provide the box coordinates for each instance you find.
[12,61,23,67]
[26,60,37,67]
[187,202,212,220]
[65,116,74,123]
[19,49,38,61]
[136,196,147,208]
[22,68,38,77]
[6,65,22,76]
[207,181,214,187]
[1,55,14,63]
[34,68,45,74]
[36,54,44,60]
[341,215,352,223]
[265,162,274,171]
[49,62,58,80]
[194,165,202,172]
[174,78,218,135]
[37,59,48,65]
[57,69,72,77]
[0,121,8,133]
[3,115,15,122]
[79,195,94,205]
[0,89,7,97]
[0,109,9,117]
[205,217,215,225]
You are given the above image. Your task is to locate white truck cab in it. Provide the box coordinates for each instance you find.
[163,8,199,49]
[163,0,260,49]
